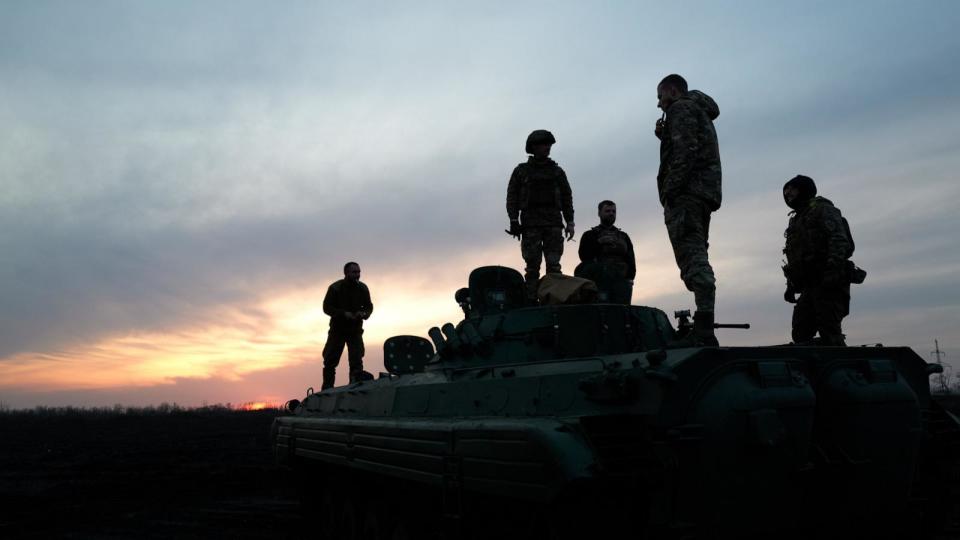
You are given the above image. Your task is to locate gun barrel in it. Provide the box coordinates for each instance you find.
[714,323,751,329]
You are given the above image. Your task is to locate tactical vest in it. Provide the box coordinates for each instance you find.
[519,163,562,210]
[783,200,856,286]
[593,226,631,265]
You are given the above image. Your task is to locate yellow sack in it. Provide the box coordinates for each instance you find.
[537,273,598,305]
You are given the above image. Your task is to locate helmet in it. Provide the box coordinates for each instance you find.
[525,130,556,153]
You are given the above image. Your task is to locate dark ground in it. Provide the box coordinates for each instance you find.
[0,408,302,539]
[3,398,959,539]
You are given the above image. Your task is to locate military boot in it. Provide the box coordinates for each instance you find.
[821,333,847,346]
[321,367,336,390]
[524,274,539,303]
[668,311,719,348]
[693,311,719,347]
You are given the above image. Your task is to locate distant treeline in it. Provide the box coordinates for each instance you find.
[2,396,956,416]
[0,402,280,417]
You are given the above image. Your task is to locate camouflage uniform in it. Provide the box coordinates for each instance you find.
[577,224,636,304]
[506,156,574,293]
[657,90,722,312]
[783,196,852,346]
[321,278,373,389]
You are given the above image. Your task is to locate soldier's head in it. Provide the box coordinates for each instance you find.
[343,262,361,282]
[525,129,556,158]
[598,200,617,225]
[657,74,688,111]
[783,175,817,210]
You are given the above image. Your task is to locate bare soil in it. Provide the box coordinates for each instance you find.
[0,409,305,539]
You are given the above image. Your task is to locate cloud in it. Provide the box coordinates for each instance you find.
[2,2,959,404]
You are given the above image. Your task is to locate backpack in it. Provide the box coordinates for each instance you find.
[841,217,867,284]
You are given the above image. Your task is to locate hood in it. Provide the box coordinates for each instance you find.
[783,175,818,210]
[812,196,834,207]
[682,90,720,120]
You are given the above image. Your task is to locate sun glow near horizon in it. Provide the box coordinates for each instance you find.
[0,257,507,395]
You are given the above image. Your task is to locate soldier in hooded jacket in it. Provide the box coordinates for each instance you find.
[655,74,722,345]
[506,130,575,298]
[782,175,853,346]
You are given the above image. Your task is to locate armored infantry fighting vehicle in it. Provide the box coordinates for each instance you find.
[272,266,960,539]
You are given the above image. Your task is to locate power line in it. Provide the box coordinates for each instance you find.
[930,339,951,394]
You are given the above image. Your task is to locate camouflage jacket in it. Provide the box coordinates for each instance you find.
[782,197,853,288]
[506,157,574,227]
[657,90,722,210]
[578,224,637,279]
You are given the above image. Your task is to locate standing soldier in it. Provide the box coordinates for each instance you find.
[506,130,575,299]
[577,200,636,304]
[321,262,373,390]
[655,74,722,345]
[782,175,860,346]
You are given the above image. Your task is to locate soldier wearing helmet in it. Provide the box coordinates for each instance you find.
[506,130,575,299]
[782,175,862,346]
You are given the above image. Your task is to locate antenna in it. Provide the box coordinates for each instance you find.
[930,339,951,394]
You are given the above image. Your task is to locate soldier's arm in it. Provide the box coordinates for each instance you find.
[506,166,522,221]
[557,168,574,225]
[361,284,373,319]
[662,102,699,203]
[323,284,345,319]
[624,232,637,280]
[821,205,852,270]
[578,229,596,262]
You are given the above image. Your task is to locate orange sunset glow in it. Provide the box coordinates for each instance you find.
[3,2,958,411]
[0,247,560,406]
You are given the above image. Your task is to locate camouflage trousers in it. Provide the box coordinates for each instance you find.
[521,226,564,294]
[322,329,364,389]
[664,195,716,312]
[792,285,850,345]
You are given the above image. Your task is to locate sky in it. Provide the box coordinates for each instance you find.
[1,1,959,408]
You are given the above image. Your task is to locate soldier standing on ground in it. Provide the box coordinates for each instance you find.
[321,262,373,389]
[655,74,722,346]
[782,175,858,346]
[577,200,636,304]
[506,130,575,299]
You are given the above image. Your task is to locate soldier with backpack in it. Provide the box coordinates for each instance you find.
[782,175,866,346]
[506,130,575,299]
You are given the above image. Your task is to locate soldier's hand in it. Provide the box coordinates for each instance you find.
[344,311,356,320]
[505,220,521,240]
[783,288,797,304]
[655,118,665,139]
[564,223,575,241]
